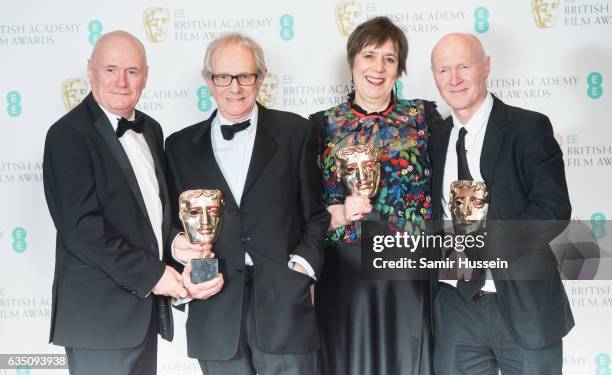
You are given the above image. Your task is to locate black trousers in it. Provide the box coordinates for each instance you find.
[198,266,318,375]
[66,300,159,375]
[433,283,562,375]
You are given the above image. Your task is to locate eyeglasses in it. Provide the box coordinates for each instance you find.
[209,73,259,87]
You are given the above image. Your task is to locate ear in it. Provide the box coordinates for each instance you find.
[142,65,149,88]
[482,56,491,79]
[86,59,94,83]
[203,70,213,87]
[258,69,268,83]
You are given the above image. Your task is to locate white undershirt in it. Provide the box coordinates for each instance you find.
[101,108,163,260]
[440,93,496,292]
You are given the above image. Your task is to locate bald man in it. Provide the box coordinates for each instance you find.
[43,30,186,375]
[429,33,573,374]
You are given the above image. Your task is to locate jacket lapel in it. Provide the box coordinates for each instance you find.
[191,111,239,210]
[141,117,171,244]
[431,117,452,221]
[241,104,278,202]
[479,95,507,192]
[85,94,155,234]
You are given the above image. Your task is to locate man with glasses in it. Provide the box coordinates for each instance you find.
[165,33,329,374]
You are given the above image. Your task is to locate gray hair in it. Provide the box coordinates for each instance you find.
[202,33,266,77]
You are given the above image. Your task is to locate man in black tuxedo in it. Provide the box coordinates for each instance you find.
[429,33,574,374]
[43,31,186,375]
[165,33,329,375]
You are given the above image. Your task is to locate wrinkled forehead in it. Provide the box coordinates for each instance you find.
[342,152,375,165]
[452,186,487,199]
[338,145,378,161]
[182,191,221,208]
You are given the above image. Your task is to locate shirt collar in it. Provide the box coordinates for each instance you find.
[99,105,136,132]
[213,105,258,137]
[451,92,493,137]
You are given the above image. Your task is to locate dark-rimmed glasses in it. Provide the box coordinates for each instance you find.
[209,73,259,87]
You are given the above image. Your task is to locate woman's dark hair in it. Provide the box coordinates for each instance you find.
[346,16,408,78]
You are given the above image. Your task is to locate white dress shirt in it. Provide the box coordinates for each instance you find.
[440,92,496,291]
[102,108,163,260]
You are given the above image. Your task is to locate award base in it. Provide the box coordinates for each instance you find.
[356,211,381,238]
[191,258,218,284]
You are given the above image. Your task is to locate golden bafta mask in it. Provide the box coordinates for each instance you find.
[257,73,279,108]
[336,144,381,197]
[179,189,223,245]
[61,78,89,111]
[532,0,560,28]
[449,181,489,234]
[143,7,170,43]
[335,0,362,36]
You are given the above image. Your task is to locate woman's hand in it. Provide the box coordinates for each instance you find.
[327,195,372,229]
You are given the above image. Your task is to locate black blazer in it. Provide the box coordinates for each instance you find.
[430,95,574,349]
[43,93,173,348]
[165,104,329,360]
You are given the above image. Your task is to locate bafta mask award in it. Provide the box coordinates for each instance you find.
[336,144,381,236]
[179,189,224,283]
[449,180,489,234]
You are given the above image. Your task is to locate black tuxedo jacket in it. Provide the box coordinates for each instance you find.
[165,104,329,360]
[43,93,173,348]
[430,95,574,349]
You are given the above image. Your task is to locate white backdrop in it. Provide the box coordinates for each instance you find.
[1,0,611,374]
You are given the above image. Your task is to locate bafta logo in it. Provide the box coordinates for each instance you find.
[143,7,170,43]
[61,78,89,111]
[257,73,279,108]
[532,0,560,28]
[335,0,363,36]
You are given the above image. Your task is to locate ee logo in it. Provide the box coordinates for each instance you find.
[12,227,27,253]
[6,91,22,117]
[197,86,213,112]
[280,15,295,41]
[591,212,606,240]
[587,72,603,99]
[395,80,405,100]
[595,353,611,375]
[474,7,490,33]
[88,20,103,46]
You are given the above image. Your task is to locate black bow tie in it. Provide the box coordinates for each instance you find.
[116,116,144,138]
[220,120,251,140]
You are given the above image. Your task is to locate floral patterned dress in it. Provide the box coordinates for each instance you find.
[310,95,440,375]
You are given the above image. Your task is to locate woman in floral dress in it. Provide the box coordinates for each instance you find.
[310,17,441,374]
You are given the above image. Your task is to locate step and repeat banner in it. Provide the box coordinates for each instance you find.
[1,0,611,374]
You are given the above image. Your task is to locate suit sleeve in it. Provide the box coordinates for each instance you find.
[164,138,187,272]
[291,120,330,277]
[43,124,165,299]
[519,114,571,222]
[478,114,571,265]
